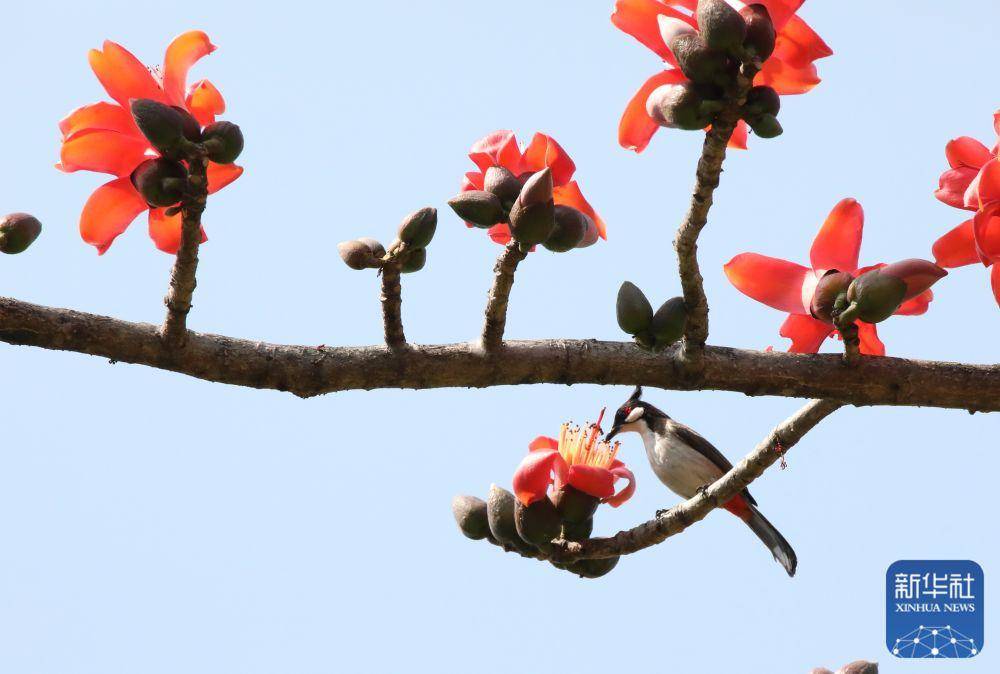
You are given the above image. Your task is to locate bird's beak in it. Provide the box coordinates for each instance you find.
[605,425,621,441]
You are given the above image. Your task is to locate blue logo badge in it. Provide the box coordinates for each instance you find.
[886,560,983,659]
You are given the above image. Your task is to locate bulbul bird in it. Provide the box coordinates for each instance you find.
[605,386,797,576]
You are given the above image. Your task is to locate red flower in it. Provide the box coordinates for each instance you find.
[461,130,607,246]
[512,412,635,508]
[612,0,832,152]
[931,110,1000,306]
[724,198,934,356]
[58,31,243,254]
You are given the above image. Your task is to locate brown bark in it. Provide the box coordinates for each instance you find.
[380,264,406,349]
[481,240,528,351]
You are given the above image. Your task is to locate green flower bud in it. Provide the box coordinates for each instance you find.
[337,239,382,270]
[697,0,747,54]
[879,258,947,300]
[400,247,426,273]
[616,281,654,335]
[847,269,907,323]
[651,296,687,347]
[543,205,590,252]
[509,168,555,246]
[451,495,490,540]
[130,158,188,207]
[448,190,504,229]
[514,498,563,547]
[561,517,594,542]
[739,4,776,60]
[487,485,526,549]
[747,113,783,138]
[809,270,854,324]
[130,99,193,157]
[551,485,600,524]
[665,31,735,86]
[201,121,244,164]
[0,213,42,254]
[646,82,713,131]
[397,207,438,249]
[565,556,620,579]
[483,166,522,210]
[744,85,780,117]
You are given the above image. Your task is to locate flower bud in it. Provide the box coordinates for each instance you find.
[847,269,907,323]
[483,166,522,209]
[201,121,244,164]
[509,168,555,246]
[130,98,193,157]
[744,85,780,117]
[809,270,853,324]
[878,258,947,300]
[451,495,490,540]
[337,239,381,270]
[397,207,438,249]
[543,205,590,252]
[659,20,734,86]
[633,330,656,351]
[0,213,42,254]
[400,247,426,273]
[697,0,747,54]
[747,113,783,138]
[561,517,594,542]
[616,281,654,335]
[173,106,203,143]
[651,297,687,347]
[739,4,776,60]
[565,556,620,579]
[487,485,526,549]
[356,237,386,259]
[514,498,562,547]
[551,485,600,524]
[646,83,714,131]
[130,158,188,207]
[448,190,504,228]
[836,662,878,674]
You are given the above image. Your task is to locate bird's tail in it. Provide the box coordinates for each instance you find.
[743,505,797,577]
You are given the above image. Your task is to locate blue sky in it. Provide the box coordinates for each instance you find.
[1,1,998,672]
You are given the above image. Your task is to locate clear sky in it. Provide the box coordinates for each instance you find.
[1,1,998,672]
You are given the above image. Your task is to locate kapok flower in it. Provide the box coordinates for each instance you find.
[931,110,1000,306]
[58,31,243,254]
[512,410,635,509]
[724,198,935,356]
[460,130,607,247]
[612,0,832,152]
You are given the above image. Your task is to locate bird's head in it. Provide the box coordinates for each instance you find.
[605,386,658,440]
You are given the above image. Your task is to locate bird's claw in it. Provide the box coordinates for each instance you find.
[697,483,712,498]
[655,508,670,518]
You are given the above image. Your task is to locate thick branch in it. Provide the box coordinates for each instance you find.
[556,398,843,560]
[481,240,527,351]
[380,263,406,349]
[161,154,209,347]
[2,297,1000,410]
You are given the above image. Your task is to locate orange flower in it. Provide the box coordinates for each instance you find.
[58,31,243,254]
[612,0,832,152]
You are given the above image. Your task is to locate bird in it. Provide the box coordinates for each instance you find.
[605,386,797,576]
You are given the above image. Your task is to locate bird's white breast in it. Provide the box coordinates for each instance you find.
[637,426,725,499]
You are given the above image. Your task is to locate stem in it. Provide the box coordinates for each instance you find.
[160,153,209,348]
[380,262,406,349]
[481,240,528,351]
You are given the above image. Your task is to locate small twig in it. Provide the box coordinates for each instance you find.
[833,305,862,364]
[481,240,528,351]
[161,151,210,348]
[380,261,407,350]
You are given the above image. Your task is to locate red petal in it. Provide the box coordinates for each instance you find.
[729,120,748,150]
[162,31,216,106]
[79,177,149,254]
[973,207,1000,262]
[148,208,208,255]
[186,79,225,126]
[462,171,485,191]
[605,464,636,507]
[58,129,150,176]
[935,167,978,210]
[88,41,167,108]
[512,448,561,506]
[59,102,138,140]
[857,322,885,357]
[553,181,607,242]
[611,0,691,63]
[207,163,243,193]
[810,198,863,272]
[977,160,1000,206]
[992,265,1000,308]
[619,70,687,153]
[756,58,820,95]
[528,436,559,452]
[521,133,576,186]
[566,465,616,500]
[779,314,831,353]
[933,219,979,268]
[488,223,512,245]
[770,13,832,66]
[724,253,811,313]
[895,290,933,317]
[946,137,992,169]
[469,130,522,173]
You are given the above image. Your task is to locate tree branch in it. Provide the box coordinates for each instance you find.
[2,296,999,410]
[554,398,843,560]
[379,262,406,349]
[161,154,209,348]
[481,240,527,351]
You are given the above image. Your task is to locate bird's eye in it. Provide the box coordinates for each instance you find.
[624,407,644,423]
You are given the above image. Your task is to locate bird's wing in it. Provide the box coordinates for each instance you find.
[667,420,757,506]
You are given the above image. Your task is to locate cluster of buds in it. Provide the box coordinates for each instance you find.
[128,99,244,213]
[0,213,42,254]
[616,282,687,352]
[337,207,437,273]
[449,166,599,253]
[810,260,947,327]
[648,1,779,136]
